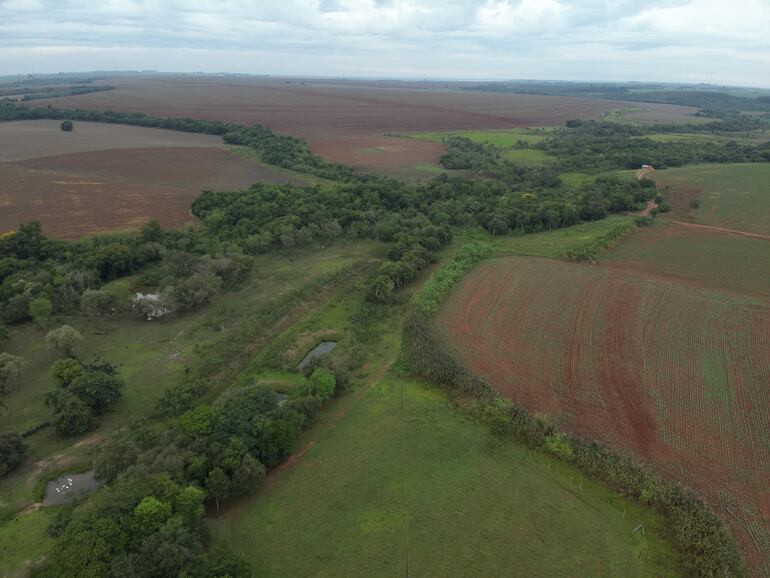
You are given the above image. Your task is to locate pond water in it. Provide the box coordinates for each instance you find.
[297,341,337,370]
[43,471,102,505]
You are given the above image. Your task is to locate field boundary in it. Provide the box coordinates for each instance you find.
[401,247,745,577]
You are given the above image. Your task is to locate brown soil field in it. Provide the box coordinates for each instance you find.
[0,145,299,238]
[0,119,227,161]
[36,75,703,176]
[438,257,770,573]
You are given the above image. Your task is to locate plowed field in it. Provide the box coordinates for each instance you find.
[0,120,299,238]
[438,257,770,573]
[37,75,702,176]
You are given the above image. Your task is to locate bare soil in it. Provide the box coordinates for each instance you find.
[36,75,702,176]
[0,146,299,238]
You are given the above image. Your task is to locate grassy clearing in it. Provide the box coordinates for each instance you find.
[458,215,635,260]
[500,148,552,164]
[0,508,53,574]
[408,128,551,147]
[654,163,770,235]
[212,375,679,577]
[559,171,593,187]
[0,241,376,512]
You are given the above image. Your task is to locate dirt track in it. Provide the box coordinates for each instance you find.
[671,220,770,241]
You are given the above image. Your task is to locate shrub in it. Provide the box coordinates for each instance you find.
[45,325,83,358]
[60,120,73,132]
[80,289,115,317]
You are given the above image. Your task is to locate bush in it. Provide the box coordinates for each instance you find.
[80,289,115,317]
[60,120,73,132]
[45,325,83,358]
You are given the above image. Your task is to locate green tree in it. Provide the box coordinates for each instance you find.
[50,517,124,578]
[48,391,94,435]
[68,370,125,414]
[60,120,73,132]
[0,324,8,343]
[187,545,252,578]
[45,325,83,357]
[306,367,336,401]
[205,467,230,515]
[95,243,134,280]
[80,290,115,317]
[230,454,266,496]
[179,405,214,437]
[365,275,395,304]
[133,495,173,534]
[50,357,86,387]
[0,432,26,477]
[0,352,25,393]
[29,296,53,327]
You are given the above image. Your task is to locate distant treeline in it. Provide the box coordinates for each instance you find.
[0,85,113,100]
[403,309,745,578]
[467,81,770,118]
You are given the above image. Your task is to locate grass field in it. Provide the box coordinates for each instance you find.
[0,509,53,576]
[602,222,770,299]
[438,256,770,573]
[0,241,376,520]
[212,377,679,577]
[654,163,770,235]
[458,215,635,259]
[408,128,550,146]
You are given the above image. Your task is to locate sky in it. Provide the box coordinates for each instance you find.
[1,0,769,87]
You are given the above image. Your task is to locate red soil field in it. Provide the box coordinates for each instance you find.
[0,147,298,239]
[38,75,701,176]
[438,257,770,573]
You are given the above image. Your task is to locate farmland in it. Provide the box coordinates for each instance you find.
[602,223,770,299]
[34,74,702,176]
[438,257,770,573]
[0,120,300,238]
[653,163,770,235]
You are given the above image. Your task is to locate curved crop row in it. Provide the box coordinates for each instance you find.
[437,257,770,574]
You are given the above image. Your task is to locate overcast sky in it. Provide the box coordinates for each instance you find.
[1,0,769,87]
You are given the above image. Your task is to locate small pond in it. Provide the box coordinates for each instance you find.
[297,341,337,370]
[43,470,102,506]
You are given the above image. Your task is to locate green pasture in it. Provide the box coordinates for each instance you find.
[408,128,551,147]
[458,215,635,260]
[212,375,679,577]
[0,509,53,575]
[654,163,770,235]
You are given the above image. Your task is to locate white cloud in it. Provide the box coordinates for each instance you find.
[0,0,768,86]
